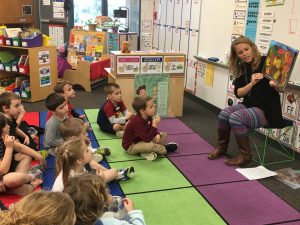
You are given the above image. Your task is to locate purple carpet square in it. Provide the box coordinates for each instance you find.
[159,119,194,134]
[169,155,247,185]
[166,133,214,156]
[274,221,300,225]
[197,181,300,225]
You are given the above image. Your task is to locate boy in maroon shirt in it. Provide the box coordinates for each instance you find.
[122,96,177,160]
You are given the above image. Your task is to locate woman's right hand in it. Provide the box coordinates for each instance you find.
[251,73,264,85]
[4,135,15,150]
[123,198,134,212]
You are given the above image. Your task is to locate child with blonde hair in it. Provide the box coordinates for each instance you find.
[52,139,93,192]
[0,191,76,225]
[59,118,134,184]
[64,173,146,225]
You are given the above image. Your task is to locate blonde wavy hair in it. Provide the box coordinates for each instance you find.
[0,191,75,225]
[63,173,108,225]
[228,36,261,78]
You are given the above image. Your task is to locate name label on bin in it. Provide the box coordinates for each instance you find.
[163,56,185,73]
[141,56,163,74]
[117,56,140,74]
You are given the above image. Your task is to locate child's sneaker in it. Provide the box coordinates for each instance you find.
[141,152,157,161]
[37,150,48,159]
[95,147,111,156]
[116,166,135,181]
[116,130,124,137]
[164,142,178,153]
[92,153,103,162]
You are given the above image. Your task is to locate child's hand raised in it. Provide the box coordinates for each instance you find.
[152,115,161,127]
[19,105,26,117]
[123,198,134,212]
[4,135,15,150]
[125,112,133,120]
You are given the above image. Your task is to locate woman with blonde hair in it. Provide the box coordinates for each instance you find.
[0,191,76,225]
[208,36,285,166]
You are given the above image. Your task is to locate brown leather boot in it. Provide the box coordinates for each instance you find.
[208,128,230,160]
[225,136,252,166]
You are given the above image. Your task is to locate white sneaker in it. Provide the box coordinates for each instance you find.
[141,152,157,161]
[92,153,103,162]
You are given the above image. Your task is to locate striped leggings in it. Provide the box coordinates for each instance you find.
[218,104,268,137]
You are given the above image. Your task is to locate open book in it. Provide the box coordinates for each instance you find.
[262,40,299,92]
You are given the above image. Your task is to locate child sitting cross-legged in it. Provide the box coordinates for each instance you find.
[64,173,146,225]
[97,83,133,137]
[59,117,134,184]
[0,113,46,196]
[122,96,178,161]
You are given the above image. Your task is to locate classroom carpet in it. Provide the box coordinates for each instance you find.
[1,109,300,225]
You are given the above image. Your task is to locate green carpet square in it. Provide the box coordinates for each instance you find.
[84,109,99,123]
[91,123,121,140]
[99,139,141,162]
[110,158,191,194]
[127,188,225,225]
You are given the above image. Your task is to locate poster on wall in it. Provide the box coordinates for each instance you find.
[49,24,64,49]
[39,66,51,87]
[294,122,300,152]
[282,91,300,120]
[227,71,235,94]
[205,64,215,87]
[53,0,64,19]
[141,56,163,74]
[117,56,140,74]
[134,74,169,116]
[38,51,50,65]
[279,125,294,147]
[265,0,284,6]
[225,93,236,108]
[244,0,260,42]
[141,20,153,33]
[163,56,185,73]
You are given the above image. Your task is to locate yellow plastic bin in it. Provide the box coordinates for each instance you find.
[43,34,52,46]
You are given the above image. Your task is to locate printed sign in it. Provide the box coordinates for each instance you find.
[141,56,163,74]
[163,56,185,73]
[282,91,299,120]
[293,122,300,152]
[117,56,140,74]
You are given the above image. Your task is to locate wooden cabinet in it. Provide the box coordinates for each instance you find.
[0,0,35,25]
[0,45,58,102]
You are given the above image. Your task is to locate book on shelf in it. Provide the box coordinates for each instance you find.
[262,40,299,92]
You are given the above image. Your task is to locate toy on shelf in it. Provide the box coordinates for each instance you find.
[120,41,131,53]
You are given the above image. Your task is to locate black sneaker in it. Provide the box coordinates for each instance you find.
[116,166,135,181]
[164,142,178,153]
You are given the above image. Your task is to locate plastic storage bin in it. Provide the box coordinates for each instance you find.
[22,34,42,48]
[12,37,22,47]
[0,36,5,45]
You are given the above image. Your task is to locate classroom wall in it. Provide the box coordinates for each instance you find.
[153,0,300,153]
[140,0,154,50]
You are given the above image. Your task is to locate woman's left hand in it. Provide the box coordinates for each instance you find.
[269,80,280,91]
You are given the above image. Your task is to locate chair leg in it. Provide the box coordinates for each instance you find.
[251,127,295,166]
